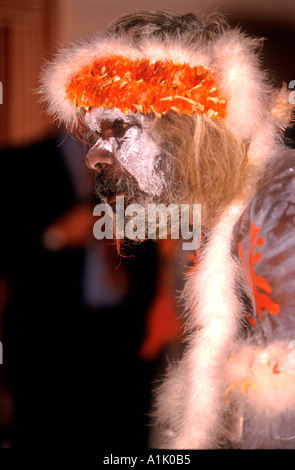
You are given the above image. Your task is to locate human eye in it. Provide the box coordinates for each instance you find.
[112,118,131,138]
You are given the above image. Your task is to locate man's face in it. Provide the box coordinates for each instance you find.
[81,107,174,207]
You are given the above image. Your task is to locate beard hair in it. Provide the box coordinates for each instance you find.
[94,160,190,246]
[94,166,142,205]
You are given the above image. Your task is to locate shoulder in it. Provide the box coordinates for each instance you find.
[234,148,295,340]
[250,147,295,225]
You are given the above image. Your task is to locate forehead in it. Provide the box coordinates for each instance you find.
[84,107,144,131]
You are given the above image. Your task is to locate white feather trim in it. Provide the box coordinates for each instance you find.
[209,31,270,141]
[40,36,140,128]
[40,28,280,165]
[225,341,295,416]
[154,201,247,449]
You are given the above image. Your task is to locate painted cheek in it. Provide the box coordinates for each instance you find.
[116,128,165,196]
[84,109,166,197]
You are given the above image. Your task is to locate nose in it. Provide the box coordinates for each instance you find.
[86,146,115,171]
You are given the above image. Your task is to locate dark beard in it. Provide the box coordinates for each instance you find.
[93,158,190,248]
[95,167,152,207]
[94,168,150,251]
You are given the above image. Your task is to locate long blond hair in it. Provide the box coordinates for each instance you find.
[151,111,253,227]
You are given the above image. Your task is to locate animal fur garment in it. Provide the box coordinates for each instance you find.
[40,11,295,449]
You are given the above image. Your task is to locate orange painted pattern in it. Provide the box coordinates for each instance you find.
[238,222,280,327]
[66,56,227,118]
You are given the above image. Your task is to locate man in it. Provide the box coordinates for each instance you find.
[41,11,295,449]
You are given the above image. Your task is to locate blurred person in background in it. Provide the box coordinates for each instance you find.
[0,132,166,448]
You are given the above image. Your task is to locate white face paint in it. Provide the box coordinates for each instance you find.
[84,108,166,197]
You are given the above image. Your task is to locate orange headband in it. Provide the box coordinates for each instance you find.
[66,55,226,118]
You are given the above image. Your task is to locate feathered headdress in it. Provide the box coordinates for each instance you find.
[40,19,292,167]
